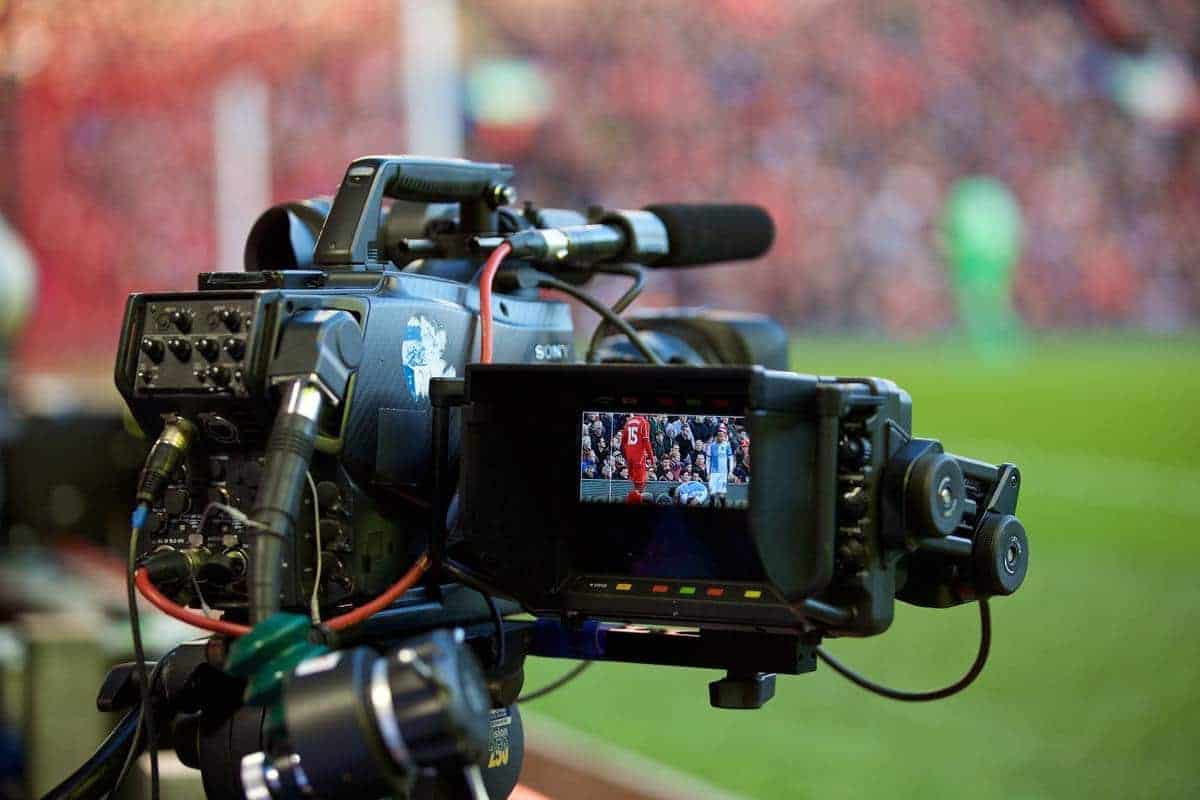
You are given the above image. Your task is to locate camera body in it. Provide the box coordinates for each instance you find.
[91,154,1031,800]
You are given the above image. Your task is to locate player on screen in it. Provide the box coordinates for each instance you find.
[622,414,655,504]
[707,424,734,507]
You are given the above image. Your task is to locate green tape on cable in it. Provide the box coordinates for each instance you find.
[225,613,328,732]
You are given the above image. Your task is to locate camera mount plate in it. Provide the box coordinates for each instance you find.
[528,618,818,707]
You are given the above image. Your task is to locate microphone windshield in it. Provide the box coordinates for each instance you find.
[643,204,775,267]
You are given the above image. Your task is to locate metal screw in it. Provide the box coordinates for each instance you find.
[489,184,517,208]
[940,487,953,508]
[1004,540,1021,575]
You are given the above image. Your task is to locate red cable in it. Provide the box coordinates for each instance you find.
[134,245,502,638]
[324,553,432,631]
[135,554,433,636]
[478,241,512,363]
[135,568,251,637]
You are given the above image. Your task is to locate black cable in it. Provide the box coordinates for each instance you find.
[535,275,663,365]
[584,263,646,362]
[517,661,593,703]
[109,655,168,800]
[441,558,521,608]
[595,262,645,313]
[109,703,143,798]
[39,708,138,800]
[478,589,507,669]
[439,559,517,668]
[123,509,159,799]
[816,599,991,702]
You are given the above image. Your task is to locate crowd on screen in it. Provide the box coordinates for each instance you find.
[580,413,751,486]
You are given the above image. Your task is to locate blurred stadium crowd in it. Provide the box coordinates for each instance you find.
[1,0,1197,374]
[581,413,751,486]
[476,0,1200,334]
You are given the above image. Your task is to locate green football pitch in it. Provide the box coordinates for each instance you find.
[519,334,1200,799]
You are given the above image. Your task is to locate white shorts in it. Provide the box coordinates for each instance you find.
[708,473,728,495]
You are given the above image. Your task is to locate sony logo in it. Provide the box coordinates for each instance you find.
[533,343,571,361]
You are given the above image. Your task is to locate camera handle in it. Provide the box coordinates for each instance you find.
[315,156,515,271]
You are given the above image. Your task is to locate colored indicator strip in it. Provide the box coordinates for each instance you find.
[705,587,725,597]
[615,583,632,591]
[743,589,763,599]
[651,584,670,593]
[679,586,697,596]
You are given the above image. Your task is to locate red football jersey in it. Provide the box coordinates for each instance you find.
[622,416,654,470]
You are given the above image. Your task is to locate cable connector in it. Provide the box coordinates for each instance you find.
[135,415,197,506]
[142,548,193,588]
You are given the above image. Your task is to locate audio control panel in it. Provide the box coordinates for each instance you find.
[133,298,257,396]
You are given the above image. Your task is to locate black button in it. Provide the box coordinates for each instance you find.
[140,337,164,363]
[839,485,869,521]
[838,540,866,569]
[167,337,192,361]
[164,488,190,516]
[839,436,872,467]
[223,337,246,360]
[219,309,242,332]
[195,337,220,362]
[169,309,193,333]
[316,481,342,509]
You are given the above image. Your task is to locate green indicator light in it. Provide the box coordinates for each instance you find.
[679,586,696,595]
[686,398,701,407]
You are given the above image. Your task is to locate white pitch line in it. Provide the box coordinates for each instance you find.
[521,710,754,800]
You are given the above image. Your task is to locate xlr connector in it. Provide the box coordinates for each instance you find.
[135,415,198,507]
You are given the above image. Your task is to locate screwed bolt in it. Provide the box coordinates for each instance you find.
[489,183,517,208]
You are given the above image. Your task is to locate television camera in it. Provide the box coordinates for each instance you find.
[47,155,1029,800]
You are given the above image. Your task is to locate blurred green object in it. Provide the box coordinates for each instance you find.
[465,59,553,126]
[520,335,1200,800]
[942,177,1024,355]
